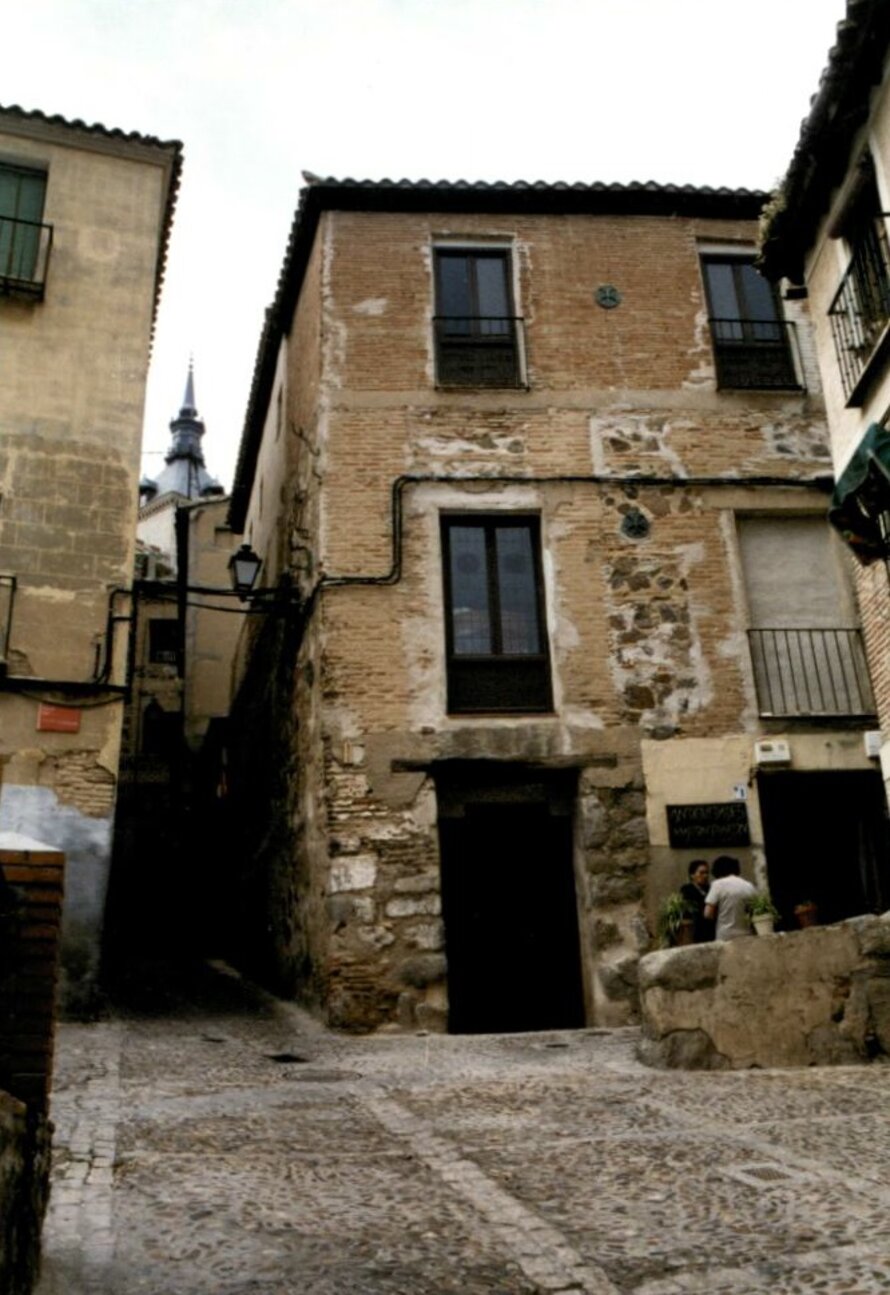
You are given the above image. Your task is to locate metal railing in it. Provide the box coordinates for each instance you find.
[0,217,53,299]
[828,221,890,400]
[747,627,875,718]
[708,318,801,390]
[434,316,525,388]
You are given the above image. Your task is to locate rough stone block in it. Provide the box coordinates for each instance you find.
[385,894,441,918]
[598,954,640,1003]
[398,953,447,988]
[408,921,445,950]
[851,912,890,959]
[639,944,721,993]
[867,975,890,1053]
[393,870,439,895]
[329,855,377,893]
[637,1028,729,1070]
[415,1001,448,1033]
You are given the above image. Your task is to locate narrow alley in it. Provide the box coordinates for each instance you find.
[35,961,890,1295]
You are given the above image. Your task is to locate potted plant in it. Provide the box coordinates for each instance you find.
[794,900,818,929]
[748,891,779,936]
[657,892,697,948]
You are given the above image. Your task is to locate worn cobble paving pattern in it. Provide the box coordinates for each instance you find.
[36,962,890,1294]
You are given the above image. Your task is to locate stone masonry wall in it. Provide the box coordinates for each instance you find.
[638,913,890,1069]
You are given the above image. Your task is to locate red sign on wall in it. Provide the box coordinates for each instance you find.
[37,704,82,734]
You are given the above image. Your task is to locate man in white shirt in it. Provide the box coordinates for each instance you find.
[704,856,756,941]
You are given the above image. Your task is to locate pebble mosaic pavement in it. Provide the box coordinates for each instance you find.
[36,962,890,1295]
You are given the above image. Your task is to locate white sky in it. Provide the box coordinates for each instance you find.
[5,0,844,491]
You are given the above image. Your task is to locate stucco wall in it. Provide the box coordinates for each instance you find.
[0,115,177,1011]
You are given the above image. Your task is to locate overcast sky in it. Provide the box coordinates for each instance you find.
[6,0,843,491]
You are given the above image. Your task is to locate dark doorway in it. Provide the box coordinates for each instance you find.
[758,770,890,925]
[436,767,584,1034]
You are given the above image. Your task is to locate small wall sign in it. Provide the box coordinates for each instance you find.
[37,704,81,734]
[666,802,750,849]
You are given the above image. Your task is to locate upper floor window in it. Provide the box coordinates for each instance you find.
[701,254,800,391]
[0,163,51,299]
[148,618,180,668]
[433,248,525,388]
[739,515,874,719]
[828,155,890,404]
[441,515,551,714]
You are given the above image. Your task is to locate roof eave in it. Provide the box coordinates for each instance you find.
[227,179,768,531]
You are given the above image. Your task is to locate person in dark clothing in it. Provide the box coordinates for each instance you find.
[680,859,714,943]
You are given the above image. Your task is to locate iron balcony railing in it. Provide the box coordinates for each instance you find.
[708,318,801,391]
[747,627,875,718]
[828,220,890,400]
[434,316,525,388]
[0,216,53,299]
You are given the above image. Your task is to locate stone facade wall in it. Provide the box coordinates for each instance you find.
[0,113,178,1012]
[228,200,877,1032]
[638,913,890,1069]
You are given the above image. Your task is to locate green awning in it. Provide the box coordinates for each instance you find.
[828,423,890,564]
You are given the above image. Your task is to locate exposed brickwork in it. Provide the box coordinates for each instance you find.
[42,752,115,819]
[0,842,65,1111]
[228,201,856,1033]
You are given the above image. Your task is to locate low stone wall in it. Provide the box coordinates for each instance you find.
[638,912,890,1069]
[0,1093,51,1295]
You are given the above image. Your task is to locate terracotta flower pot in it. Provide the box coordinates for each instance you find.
[675,918,696,947]
[794,902,818,929]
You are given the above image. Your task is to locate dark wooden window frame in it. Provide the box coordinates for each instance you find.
[433,246,525,389]
[147,618,180,668]
[441,513,552,715]
[701,253,800,391]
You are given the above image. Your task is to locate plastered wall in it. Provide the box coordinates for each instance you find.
[0,117,176,1010]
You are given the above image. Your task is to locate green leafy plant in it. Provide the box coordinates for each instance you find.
[657,892,697,947]
[748,892,779,920]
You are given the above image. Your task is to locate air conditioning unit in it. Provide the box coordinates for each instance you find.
[754,739,791,766]
[864,730,883,759]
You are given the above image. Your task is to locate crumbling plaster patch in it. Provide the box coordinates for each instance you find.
[352,298,388,316]
[607,538,713,728]
[683,304,716,389]
[589,412,692,477]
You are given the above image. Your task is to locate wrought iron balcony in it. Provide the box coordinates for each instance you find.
[747,627,875,719]
[0,216,53,299]
[708,318,801,391]
[434,316,525,388]
[828,222,890,402]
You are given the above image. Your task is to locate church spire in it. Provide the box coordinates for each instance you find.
[166,358,206,467]
[180,355,197,419]
[140,360,224,504]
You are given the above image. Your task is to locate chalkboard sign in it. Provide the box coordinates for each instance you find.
[666,802,750,848]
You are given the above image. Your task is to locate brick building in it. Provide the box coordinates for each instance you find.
[224,177,886,1033]
[760,0,890,810]
[0,105,181,1011]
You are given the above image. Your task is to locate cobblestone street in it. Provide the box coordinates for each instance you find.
[36,962,890,1295]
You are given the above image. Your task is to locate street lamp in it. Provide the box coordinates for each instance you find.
[227,543,263,600]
